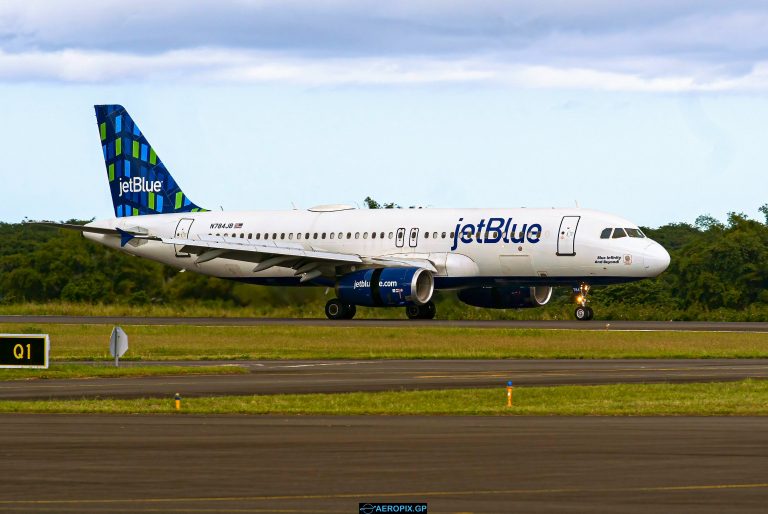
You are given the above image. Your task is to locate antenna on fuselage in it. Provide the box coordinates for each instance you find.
[574,200,580,208]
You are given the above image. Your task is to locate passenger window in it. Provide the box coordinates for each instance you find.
[372,232,377,239]
[338,232,343,239]
[313,233,318,239]
[264,233,268,239]
[363,232,368,239]
[330,233,334,239]
[380,232,384,239]
[388,232,393,239]
[433,232,438,239]
[450,232,455,238]
[600,228,612,239]
[281,233,285,240]
[289,233,293,240]
[240,233,244,238]
[612,228,627,239]
[248,233,252,239]
[355,232,360,239]
[441,232,446,239]
[424,232,429,239]
[322,233,326,239]
[297,233,301,240]
[305,233,310,239]
[256,233,260,240]
[347,232,352,239]
[272,233,277,239]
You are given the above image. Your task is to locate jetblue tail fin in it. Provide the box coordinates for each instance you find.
[94,105,206,217]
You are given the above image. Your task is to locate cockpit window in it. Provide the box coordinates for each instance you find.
[625,228,645,238]
[600,228,612,239]
[612,228,627,239]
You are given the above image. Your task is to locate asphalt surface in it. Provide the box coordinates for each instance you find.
[0,415,766,513]
[3,359,768,399]
[3,315,768,331]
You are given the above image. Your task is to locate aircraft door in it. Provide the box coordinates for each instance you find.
[396,228,405,248]
[174,218,195,257]
[556,216,580,256]
[409,228,419,248]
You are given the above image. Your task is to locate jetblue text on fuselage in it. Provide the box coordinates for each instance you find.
[450,217,542,251]
[118,177,162,197]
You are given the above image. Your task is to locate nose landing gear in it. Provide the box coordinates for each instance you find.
[573,283,594,321]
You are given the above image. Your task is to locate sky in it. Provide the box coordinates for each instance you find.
[1,0,767,227]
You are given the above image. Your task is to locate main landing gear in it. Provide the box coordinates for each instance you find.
[324,299,356,320]
[405,301,436,320]
[573,283,594,321]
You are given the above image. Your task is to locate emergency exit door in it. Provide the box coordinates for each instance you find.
[396,228,405,248]
[174,218,195,257]
[556,216,580,256]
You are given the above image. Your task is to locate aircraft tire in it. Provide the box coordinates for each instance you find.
[585,306,594,320]
[405,302,436,320]
[343,304,357,319]
[574,306,589,321]
[325,299,346,320]
[405,305,422,320]
[422,301,436,320]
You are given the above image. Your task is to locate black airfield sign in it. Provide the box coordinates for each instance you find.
[0,335,49,368]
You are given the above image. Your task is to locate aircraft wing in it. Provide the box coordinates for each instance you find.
[162,236,438,279]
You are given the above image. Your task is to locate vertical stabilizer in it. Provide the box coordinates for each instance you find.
[94,105,206,217]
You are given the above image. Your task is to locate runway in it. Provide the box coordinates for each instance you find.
[3,359,768,399]
[3,315,768,331]
[0,414,766,513]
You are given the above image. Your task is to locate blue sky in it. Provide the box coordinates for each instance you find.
[1,1,767,227]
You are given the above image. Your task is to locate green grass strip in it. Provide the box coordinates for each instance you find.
[2,380,768,416]
[3,323,768,360]
[0,364,246,381]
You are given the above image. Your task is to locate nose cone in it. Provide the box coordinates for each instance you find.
[643,241,670,276]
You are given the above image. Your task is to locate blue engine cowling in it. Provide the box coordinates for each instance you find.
[457,286,553,309]
[337,267,434,307]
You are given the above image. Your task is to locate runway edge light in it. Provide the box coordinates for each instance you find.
[0,334,49,369]
[507,381,513,408]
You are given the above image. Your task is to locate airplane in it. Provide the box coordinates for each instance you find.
[39,105,670,321]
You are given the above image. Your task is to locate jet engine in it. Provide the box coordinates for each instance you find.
[457,286,553,309]
[337,267,434,307]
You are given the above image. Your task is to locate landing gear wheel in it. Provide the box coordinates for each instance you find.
[422,301,436,320]
[342,304,356,319]
[584,306,594,320]
[325,299,345,320]
[405,301,436,320]
[575,306,589,321]
[325,299,355,320]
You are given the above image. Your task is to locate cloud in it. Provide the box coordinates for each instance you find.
[1,1,768,90]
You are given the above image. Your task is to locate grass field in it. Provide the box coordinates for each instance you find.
[1,322,767,360]
[1,380,767,415]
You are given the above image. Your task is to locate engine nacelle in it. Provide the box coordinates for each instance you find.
[337,267,434,307]
[457,286,553,309]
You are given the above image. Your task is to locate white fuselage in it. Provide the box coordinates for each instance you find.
[84,206,670,289]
